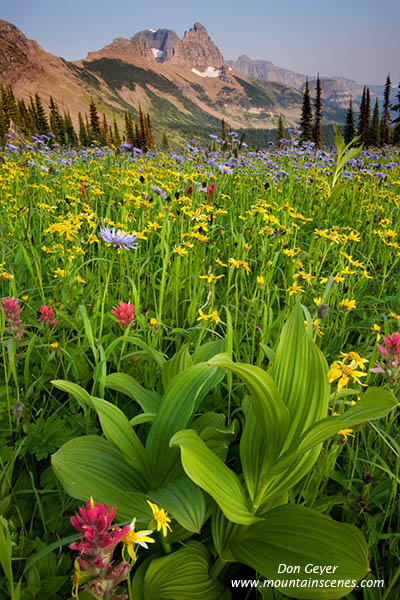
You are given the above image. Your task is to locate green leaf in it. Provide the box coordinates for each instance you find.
[89,396,149,478]
[170,429,257,525]
[79,304,97,360]
[146,361,224,486]
[104,372,161,414]
[135,542,227,600]
[51,380,92,412]
[272,387,398,475]
[52,381,149,481]
[193,340,226,364]
[270,304,329,450]
[162,345,193,390]
[149,474,206,533]
[0,516,13,583]
[51,436,150,519]
[208,354,289,500]
[230,504,369,599]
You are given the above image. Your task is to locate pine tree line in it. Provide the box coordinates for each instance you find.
[344,74,395,147]
[0,85,155,150]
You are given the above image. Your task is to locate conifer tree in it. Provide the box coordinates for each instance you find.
[313,74,322,149]
[367,99,380,147]
[366,88,371,129]
[0,105,8,146]
[381,73,392,145]
[392,80,400,145]
[3,86,20,127]
[277,115,285,144]
[300,78,313,142]
[221,118,227,150]
[63,111,77,146]
[49,97,65,144]
[34,93,49,134]
[89,98,101,142]
[344,99,355,144]
[17,98,34,136]
[124,111,135,145]
[112,115,121,146]
[162,131,169,149]
[357,86,368,144]
[138,105,147,150]
[145,113,155,149]
[78,112,89,146]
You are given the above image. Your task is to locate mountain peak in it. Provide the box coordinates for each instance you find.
[170,22,224,68]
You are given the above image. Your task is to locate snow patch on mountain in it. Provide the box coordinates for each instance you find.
[151,48,165,59]
[192,66,220,78]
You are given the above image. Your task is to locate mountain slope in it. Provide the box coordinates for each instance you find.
[0,19,361,144]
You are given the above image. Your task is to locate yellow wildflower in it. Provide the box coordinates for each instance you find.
[74,275,86,284]
[327,360,367,391]
[199,273,224,283]
[288,282,304,296]
[313,297,322,307]
[122,518,154,561]
[339,298,356,311]
[257,275,265,286]
[337,429,354,443]
[147,500,172,537]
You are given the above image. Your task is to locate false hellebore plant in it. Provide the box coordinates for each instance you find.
[51,304,398,599]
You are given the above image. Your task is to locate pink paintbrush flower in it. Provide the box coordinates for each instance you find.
[111,302,135,327]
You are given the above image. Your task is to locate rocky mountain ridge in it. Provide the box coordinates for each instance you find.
[0,19,359,143]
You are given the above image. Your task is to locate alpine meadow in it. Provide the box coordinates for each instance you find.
[0,4,400,600]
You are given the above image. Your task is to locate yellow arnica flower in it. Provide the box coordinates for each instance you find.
[288,282,304,296]
[337,428,354,442]
[313,297,322,307]
[149,317,158,327]
[122,517,154,561]
[327,360,367,391]
[339,298,356,311]
[199,273,224,283]
[147,500,172,537]
[257,275,265,286]
[50,342,59,349]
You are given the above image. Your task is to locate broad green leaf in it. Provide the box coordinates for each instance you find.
[51,436,150,518]
[230,504,369,599]
[89,396,148,478]
[170,429,257,525]
[105,372,161,413]
[209,354,289,453]
[52,381,149,480]
[193,412,237,460]
[136,542,227,600]
[0,516,13,583]
[193,340,225,364]
[162,344,193,390]
[271,387,398,475]
[146,361,224,486]
[149,474,206,533]
[211,508,237,562]
[79,304,97,360]
[130,412,157,426]
[270,304,329,451]
[51,380,93,412]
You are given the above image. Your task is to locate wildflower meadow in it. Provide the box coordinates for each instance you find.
[0,130,399,599]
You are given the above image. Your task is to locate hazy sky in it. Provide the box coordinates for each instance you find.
[2,0,399,85]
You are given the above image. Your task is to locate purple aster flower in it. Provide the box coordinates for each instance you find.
[98,226,139,250]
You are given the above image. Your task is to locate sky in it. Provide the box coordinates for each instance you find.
[1,0,399,85]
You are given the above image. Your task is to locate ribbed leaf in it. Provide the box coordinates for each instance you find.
[51,436,150,519]
[162,345,192,390]
[146,362,224,486]
[271,386,398,476]
[170,429,257,525]
[270,304,330,451]
[137,542,227,600]
[149,474,206,533]
[104,372,161,414]
[52,380,149,482]
[230,504,369,599]
[208,354,289,501]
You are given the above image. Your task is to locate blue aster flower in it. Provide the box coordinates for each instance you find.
[98,226,139,250]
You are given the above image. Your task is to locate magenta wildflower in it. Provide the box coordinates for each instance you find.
[371,332,400,387]
[70,498,130,599]
[206,181,215,200]
[38,305,58,327]
[2,297,25,340]
[112,302,135,328]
